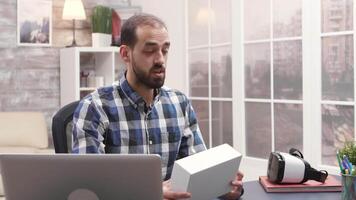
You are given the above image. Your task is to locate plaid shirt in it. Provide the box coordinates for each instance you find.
[72,74,206,180]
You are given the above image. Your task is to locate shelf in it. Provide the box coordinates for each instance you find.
[60,47,121,107]
[69,47,120,53]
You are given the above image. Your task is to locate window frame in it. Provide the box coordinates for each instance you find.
[234,0,356,175]
[185,0,234,148]
[186,0,355,176]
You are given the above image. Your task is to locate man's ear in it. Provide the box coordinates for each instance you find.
[119,45,131,63]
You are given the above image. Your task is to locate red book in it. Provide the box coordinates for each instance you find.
[259,176,342,193]
[111,9,122,46]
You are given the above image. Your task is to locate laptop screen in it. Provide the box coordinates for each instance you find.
[0,154,162,200]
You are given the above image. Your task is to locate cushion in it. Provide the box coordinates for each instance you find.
[0,147,54,154]
[0,112,48,148]
[0,147,38,153]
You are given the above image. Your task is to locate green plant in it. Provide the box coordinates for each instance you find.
[91,5,112,34]
[339,141,356,165]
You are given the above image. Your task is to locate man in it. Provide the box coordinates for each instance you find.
[72,13,243,200]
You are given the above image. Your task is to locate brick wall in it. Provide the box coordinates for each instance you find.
[0,0,133,146]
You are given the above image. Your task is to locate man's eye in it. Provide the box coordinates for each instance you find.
[162,49,169,54]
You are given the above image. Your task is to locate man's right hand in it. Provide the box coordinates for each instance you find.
[163,180,191,200]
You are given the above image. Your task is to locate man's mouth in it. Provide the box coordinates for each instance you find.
[152,68,165,77]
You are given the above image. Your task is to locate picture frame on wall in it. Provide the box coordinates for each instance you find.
[17,0,52,46]
[111,6,141,46]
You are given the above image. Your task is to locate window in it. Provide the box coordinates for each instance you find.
[321,0,354,166]
[187,0,355,173]
[239,0,355,172]
[186,0,233,148]
[243,0,303,158]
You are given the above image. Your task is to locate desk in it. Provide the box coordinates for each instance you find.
[241,180,341,200]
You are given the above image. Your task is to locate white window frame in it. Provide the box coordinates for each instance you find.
[233,0,356,177]
[184,0,356,179]
[184,0,233,148]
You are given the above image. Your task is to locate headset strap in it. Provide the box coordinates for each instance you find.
[307,168,328,183]
[289,148,304,159]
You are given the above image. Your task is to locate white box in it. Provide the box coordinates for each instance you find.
[170,144,242,200]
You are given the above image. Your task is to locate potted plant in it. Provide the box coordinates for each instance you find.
[339,141,356,200]
[339,141,356,167]
[91,5,112,47]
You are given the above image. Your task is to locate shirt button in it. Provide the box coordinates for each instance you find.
[149,140,153,145]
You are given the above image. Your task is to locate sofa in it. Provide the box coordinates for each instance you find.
[0,112,54,198]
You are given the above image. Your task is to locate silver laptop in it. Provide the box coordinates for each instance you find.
[0,154,162,200]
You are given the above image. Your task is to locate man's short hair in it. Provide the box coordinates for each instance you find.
[120,13,167,48]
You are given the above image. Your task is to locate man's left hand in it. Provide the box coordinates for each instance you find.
[220,171,244,200]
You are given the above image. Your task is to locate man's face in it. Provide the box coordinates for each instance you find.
[129,25,170,89]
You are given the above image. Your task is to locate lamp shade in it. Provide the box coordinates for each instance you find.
[62,0,86,20]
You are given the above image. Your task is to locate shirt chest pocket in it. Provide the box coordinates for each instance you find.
[106,130,151,153]
[104,129,125,145]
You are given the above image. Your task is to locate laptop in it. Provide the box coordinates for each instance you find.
[0,154,162,200]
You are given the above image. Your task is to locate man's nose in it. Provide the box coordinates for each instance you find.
[154,51,165,66]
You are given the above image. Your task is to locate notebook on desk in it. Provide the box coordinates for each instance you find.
[0,154,162,200]
[259,176,342,193]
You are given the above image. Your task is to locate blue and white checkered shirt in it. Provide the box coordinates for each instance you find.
[72,74,206,180]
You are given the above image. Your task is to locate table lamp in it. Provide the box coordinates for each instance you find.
[62,0,86,47]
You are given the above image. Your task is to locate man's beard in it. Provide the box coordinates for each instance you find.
[131,57,166,89]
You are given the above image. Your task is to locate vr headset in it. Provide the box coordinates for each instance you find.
[267,148,328,184]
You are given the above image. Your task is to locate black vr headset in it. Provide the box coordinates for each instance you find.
[267,148,328,184]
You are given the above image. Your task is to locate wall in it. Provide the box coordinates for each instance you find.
[131,0,186,92]
[0,0,135,145]
[0,0,186,145]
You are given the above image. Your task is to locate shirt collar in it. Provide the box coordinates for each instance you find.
[119,73,162,110]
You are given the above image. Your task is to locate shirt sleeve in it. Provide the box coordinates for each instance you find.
[72,97,108,153]
[177,96,207,159]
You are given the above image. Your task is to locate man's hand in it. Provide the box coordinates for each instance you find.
[220,171,244,200]
[163,180,191,200]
